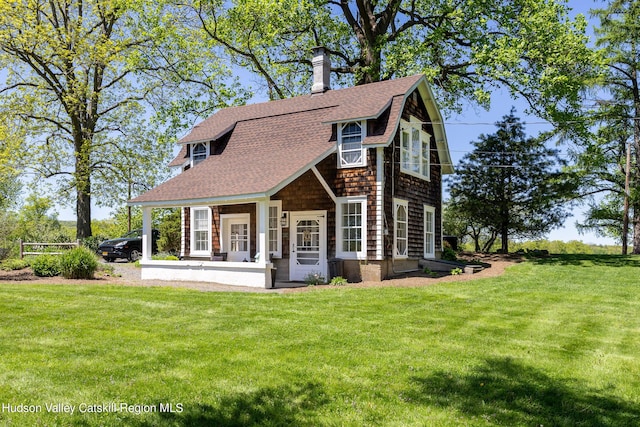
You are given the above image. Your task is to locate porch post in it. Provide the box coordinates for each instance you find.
[256,198,269,267]
[142,206,152,261]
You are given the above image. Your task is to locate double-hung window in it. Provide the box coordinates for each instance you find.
[268,201,282,258]
[192,142,207,166]
[339,121,366,168]
[191,207,211,256]
[400,118,431,180]
[336,197,367,259]
[394,198,408,259]
[424,205,435,258]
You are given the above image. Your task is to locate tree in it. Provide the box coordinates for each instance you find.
[0,0,240,239]
[448,110,573,253]
[0,117,22,210]
[572,0,640,253]
[189,0,595,115]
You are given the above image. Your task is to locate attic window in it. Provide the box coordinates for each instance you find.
[192,143,207,166]
[338,121,366,168]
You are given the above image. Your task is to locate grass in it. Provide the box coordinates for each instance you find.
[0,254,639,426]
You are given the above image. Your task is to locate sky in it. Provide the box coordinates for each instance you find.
[57,0,617,245]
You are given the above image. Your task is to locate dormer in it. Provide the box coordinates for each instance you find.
[337,120,366,168]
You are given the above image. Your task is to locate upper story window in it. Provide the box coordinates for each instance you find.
[338,121,366,168]
[192,143,207,166]
[400,118,431,180]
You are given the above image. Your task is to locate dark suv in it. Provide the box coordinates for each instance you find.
[98,229,159,262]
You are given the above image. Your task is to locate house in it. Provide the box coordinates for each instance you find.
[129,48,454,288]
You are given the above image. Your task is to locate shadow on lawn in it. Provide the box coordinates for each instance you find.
[407,357,640,426]
[135,381,327,427]
[528,253,640,268]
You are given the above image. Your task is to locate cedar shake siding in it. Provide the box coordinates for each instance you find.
[384,89,443,260]
[131,74,453,285]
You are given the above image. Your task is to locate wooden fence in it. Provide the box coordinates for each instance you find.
[19,239,81,259]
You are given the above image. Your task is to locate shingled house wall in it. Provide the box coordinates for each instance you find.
[179,89,443,282]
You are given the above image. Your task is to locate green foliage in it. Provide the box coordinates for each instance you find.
[31,254,61,277]
[58,247,98,280]
[569,1,640,253]
[450,268,463,276]
[441,244,457,262]
[509,240,622,256]
[0,258,29,271]
[329,276,348,286]
[11,195,73,244]
[0,0,243,240]
[304,271,325,286]
[156,208,181,254]
[81,236,107,254]
[190,0,596,116]
[2,255,639,425]
[447,110,575,253]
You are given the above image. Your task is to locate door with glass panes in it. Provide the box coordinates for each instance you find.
[289,211,326,281]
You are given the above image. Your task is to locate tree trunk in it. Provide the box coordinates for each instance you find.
[633,202,640,255]
[75,138,92,240]
[76,186,92,240]
[501,227,509,253]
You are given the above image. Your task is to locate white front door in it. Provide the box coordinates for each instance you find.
[221,214,251,262]
[289,211,327,282]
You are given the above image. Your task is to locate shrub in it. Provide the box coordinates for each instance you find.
[441,245,458,262]
[304,271,325,286]
[82,235,108,253]
[1,258,30,271]
[450,267,463,276]
[31,254,61,277]
[59,247,98,279]
[329,276,348,286]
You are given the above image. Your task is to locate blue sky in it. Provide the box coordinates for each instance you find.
[58,0,616,245]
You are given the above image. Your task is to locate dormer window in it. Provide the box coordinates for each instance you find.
[338,121,366,168]
[192,143,207,166]
[400,118,431,180]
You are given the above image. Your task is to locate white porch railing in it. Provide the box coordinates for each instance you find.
[139,259,275,288]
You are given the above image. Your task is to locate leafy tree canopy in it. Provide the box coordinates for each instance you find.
[569,0,640,253]
[0,0,245,239]
[189,0,597,116]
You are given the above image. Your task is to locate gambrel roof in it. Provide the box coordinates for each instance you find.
[131,74,452,207]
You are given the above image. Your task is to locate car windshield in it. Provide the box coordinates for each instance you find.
[122,230,142,239]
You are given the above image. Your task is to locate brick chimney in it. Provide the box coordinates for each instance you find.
[311,47,330,94]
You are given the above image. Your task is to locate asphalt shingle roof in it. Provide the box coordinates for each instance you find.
[131,75,438,206]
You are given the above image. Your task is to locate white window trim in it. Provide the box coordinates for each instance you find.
[424,205,436,259]
[191,142,208,167]
[268,200,282,258]
[190,207,211,257]
[394,198,408,259]
[400,117,431,181]
[338,120,366,168]
[336,196,368,260]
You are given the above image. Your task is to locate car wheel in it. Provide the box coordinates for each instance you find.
[128,250,140,262]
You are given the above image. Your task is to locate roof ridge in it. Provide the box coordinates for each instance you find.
[238,104,339,123]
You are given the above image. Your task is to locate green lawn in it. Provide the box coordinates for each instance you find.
[0,254,639,426]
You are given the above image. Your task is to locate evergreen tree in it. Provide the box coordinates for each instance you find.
[448,110,573,252]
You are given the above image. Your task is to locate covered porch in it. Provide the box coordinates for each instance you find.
[138,197,277,288]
